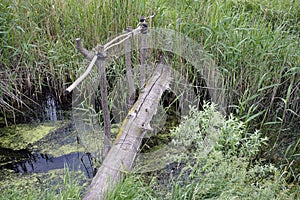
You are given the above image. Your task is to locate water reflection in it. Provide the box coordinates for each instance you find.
[45,94,58,121]
[1,149,95,178]
[43,94,58,121]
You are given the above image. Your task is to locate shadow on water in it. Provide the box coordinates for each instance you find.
[43,94,58,121]
[0,91,71,127]
[0,148,95,178]
[0,92,96,179]
[39,92,70,122]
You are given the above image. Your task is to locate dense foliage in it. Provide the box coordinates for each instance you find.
[108,104,298,199]
[1,104,298,199]
[0,0,299,199]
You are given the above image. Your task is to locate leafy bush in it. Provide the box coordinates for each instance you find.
[107,103,298,199]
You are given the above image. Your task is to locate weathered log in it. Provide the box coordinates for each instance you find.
[83,63,171,200]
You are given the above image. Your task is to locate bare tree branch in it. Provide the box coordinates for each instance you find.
[65,55,97,93]
[96,46,112,156]
[76,38,95,60]
[125,26,136,109]
[140,19,147,88]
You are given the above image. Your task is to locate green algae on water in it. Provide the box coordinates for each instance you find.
[0,120,87,157]
[0,123,57,150]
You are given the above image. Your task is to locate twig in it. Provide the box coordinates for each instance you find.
[125,26,136,109]
[145,12,155,20]
[104,26,142,51]
[65,55,98,93]
[140,19,147,88]
[105,34,131,52]
[76,38,95,60]
[95,47,112,156]
[103,32,131,50]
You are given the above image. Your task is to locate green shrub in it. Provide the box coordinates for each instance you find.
[108,103,298,199]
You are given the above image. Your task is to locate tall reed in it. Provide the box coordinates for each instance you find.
[0,0,299,173]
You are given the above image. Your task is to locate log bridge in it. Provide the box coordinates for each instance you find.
[66,15,172,199]
[84,63,171,199]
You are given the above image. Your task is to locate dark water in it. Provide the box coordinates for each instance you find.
[0,93,95,179]
[0,148,95,178]
[43,94,58,121]
[0,92,71,127]
[40,93,70,122]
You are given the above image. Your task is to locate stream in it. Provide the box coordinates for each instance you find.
[0,93,95,190]
[0,148,94,178]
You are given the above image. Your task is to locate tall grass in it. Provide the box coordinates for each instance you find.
[0,0,299,182]
[1,0,298,120]
[0,0,149,121]
[0,167,84,200]
[106,104,298,199]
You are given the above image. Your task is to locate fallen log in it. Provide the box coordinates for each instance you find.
[83,63,171,200]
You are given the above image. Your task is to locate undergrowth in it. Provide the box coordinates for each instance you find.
[107,104,299,199]
[0,167,84,200]
[0,104,298,199]
[0,0,299,198]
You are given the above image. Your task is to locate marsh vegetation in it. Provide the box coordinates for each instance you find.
[0,0,299,199]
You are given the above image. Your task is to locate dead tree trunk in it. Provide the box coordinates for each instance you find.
[139,17,147,88]
[96,46,112,156]
[125,26,136,109]
[66,39,112,157]
[83,63,171,200]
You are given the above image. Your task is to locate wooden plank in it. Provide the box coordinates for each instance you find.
[83,63,171,200]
